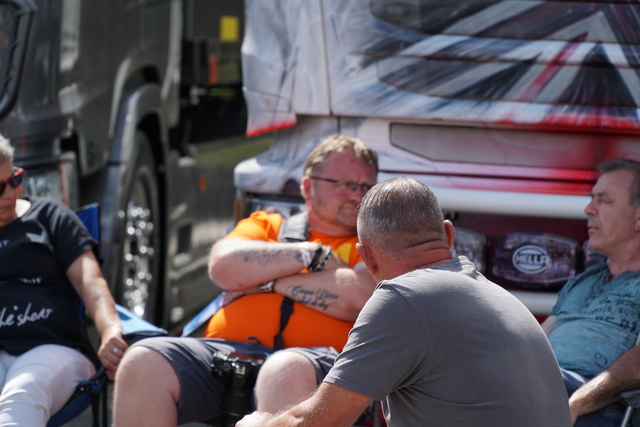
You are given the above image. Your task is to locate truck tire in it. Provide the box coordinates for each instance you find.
[117,131,161,324]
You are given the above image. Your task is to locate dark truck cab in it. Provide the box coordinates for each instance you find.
[0,0,247,329]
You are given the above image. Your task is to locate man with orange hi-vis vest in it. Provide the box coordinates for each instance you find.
[113,135,378,427]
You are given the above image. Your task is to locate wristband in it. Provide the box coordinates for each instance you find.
[307,243,324,270]
[308,246,332,272]
[258,279,276,293]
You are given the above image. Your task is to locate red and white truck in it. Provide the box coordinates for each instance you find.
[234,0,639,319]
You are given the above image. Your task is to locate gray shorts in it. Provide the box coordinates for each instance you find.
[131,337,338,424]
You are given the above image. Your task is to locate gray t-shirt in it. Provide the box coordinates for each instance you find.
[325,257,570,427]
[549,263,640,378]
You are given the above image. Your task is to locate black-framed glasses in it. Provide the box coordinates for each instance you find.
[0,167,24,196]
[309,176,373,194]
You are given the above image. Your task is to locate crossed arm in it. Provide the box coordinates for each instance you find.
[67,249,127,379]
[208,238,376,321]
[543,315,640,424]
[236,382,373,427]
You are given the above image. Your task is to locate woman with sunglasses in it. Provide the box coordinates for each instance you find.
[0,135,127,426]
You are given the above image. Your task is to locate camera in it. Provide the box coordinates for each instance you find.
[210,351,266,426]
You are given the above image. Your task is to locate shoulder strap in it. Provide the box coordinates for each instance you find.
[277,211,309,243]
[271,212,310,349]
[272,297,295,351]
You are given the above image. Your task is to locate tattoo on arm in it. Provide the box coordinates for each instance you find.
[287,285,339,311]
[236,247,296,268]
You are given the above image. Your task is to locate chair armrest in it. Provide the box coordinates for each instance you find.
[116,304,167,344]
[181,293,224,337]
[620,389,640,408]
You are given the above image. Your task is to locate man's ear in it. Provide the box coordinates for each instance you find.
[356,241,379,276]
[443,220,455,250]
[301,176,312,200]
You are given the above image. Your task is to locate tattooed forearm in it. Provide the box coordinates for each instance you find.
[287,285,339,311]
[235,245,302,269]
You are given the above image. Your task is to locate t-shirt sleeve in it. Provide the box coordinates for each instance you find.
[225,211,284,242]
[550,265,604,316]
[324,284,427,401]
[47,202,97,271]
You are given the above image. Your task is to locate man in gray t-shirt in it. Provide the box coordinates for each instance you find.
[326,257,569,426]
[238,177,570,427]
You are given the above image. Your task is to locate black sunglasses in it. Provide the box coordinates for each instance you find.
[0,167,25,196]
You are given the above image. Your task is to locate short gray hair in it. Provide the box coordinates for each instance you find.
[357,177,445,258]
[0,134,14,166]
[597,158,640,207]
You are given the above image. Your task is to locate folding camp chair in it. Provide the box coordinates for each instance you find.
[47,204,167,427]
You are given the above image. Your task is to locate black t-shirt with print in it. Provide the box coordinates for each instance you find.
[0,197,97,364]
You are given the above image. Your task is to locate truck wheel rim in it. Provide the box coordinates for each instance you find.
[121,199,155,318]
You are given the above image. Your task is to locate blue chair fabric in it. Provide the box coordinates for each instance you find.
[181,293,224,337]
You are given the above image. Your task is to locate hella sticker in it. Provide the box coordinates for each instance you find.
[512,245,550,274]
